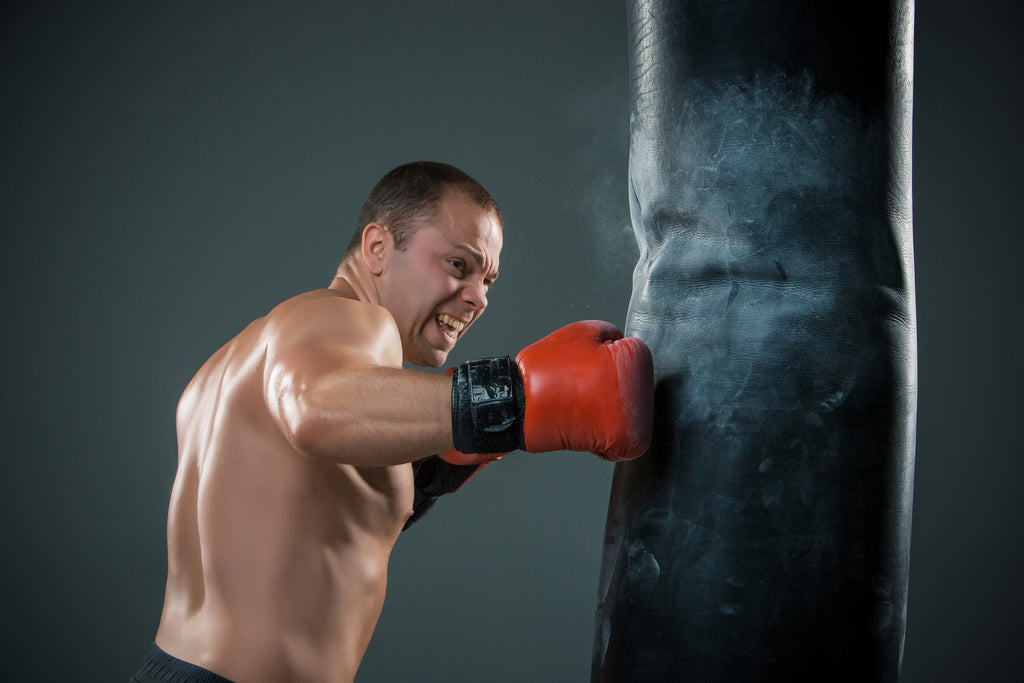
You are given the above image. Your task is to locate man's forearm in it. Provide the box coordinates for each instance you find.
[269,365,454,467]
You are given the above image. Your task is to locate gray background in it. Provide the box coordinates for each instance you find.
[1,0,1021,681]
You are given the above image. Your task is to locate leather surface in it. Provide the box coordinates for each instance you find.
[593,1,917,680]
[516,320,654,462]
[402,455,484,531]
[451,357,525,455]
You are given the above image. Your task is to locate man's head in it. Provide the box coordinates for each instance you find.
[345,161,503,259]
[344,162,503,367]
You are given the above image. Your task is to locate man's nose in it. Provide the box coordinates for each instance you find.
[462,279,488,311]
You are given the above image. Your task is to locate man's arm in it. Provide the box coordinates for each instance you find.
[264,294,655,470]
[262,294,454,467]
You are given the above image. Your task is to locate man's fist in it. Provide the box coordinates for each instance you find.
[516,320,653,461]
[451,320,654,462]
[403,451,502,530]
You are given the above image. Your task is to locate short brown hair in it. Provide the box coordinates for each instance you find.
[345,161,502,258]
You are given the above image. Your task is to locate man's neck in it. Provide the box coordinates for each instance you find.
[329,261,377,304]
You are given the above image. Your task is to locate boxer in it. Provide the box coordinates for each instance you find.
[131,161,653,682]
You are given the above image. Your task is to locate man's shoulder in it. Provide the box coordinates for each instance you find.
[269,288,382,317]
[265,290,402,365]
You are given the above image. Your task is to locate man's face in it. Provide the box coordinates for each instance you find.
[378,191,502,367]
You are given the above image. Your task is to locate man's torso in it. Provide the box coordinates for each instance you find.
[155,291,414,682]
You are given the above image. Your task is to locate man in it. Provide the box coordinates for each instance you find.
[132,161,653,682]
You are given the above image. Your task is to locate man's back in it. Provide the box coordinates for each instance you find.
[154,290,414,682]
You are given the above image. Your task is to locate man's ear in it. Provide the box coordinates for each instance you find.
[361,223,392,276]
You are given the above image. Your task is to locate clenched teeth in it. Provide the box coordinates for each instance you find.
[437,313,466,333]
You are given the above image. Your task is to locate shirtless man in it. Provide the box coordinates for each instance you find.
[131,161,654,683]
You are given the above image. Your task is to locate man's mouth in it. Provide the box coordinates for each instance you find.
[436,313,467,340]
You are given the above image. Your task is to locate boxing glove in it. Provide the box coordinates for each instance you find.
[402,451,501,530]
[450,320,654,462]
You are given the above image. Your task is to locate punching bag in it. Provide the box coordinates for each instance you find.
[593,1,916,681]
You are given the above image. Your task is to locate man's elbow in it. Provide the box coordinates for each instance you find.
[274,392,340,460]
[282,407,323,457]
[275,390,371,463]
[266,369,329,458]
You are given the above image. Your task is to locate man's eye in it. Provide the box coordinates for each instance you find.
[448,259,465,273]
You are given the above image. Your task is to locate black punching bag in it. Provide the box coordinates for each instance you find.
[592,1,916,681]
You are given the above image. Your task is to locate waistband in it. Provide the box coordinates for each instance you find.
[131,643,234,683]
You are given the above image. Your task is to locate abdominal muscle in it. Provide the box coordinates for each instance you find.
[155,335,414,683]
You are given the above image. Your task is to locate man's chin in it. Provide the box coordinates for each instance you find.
[406,347,449,368]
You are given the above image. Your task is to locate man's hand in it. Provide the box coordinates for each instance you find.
[403,451,502,530]
[450,320,654,462]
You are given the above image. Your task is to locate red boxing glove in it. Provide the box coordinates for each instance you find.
[516,320,653,462]
[438,450,505,467]
[450,321,654,462]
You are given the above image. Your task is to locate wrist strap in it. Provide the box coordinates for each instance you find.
[451,356,525,455]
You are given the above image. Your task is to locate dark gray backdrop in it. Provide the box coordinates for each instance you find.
[1,1,1021,681]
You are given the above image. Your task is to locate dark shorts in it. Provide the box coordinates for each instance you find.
[130,643,234,683]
